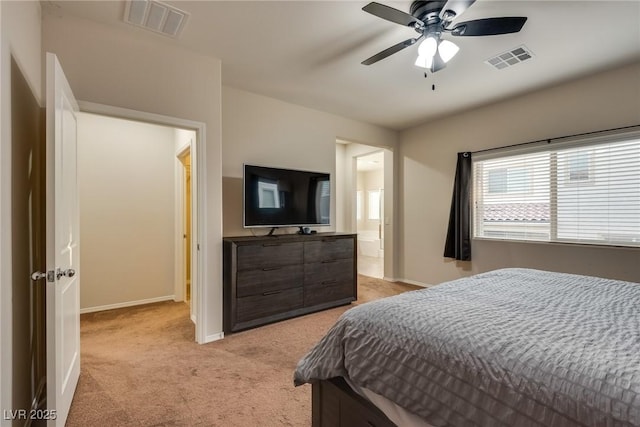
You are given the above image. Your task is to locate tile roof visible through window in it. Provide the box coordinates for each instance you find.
[483,203,550,222]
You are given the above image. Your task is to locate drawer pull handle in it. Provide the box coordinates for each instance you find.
[262,267,282,271]
[322,279,338,285]
[262,290,282,296]
[321,259,337,264]
[322,238,337,243]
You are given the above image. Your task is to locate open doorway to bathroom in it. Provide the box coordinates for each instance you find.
[355,151,384,278]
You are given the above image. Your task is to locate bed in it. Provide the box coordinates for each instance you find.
[294,268,640,427]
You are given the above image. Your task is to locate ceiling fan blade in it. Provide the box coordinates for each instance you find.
[363,2,423,27]
[450,17,528,36]
[439,0,476,21]
[362,37,421,65]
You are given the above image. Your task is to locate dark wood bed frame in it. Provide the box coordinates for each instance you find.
[312,377,397,427]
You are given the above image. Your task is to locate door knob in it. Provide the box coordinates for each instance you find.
[31,271,47,281]
[31,270,54,282]
[56,268,76,280]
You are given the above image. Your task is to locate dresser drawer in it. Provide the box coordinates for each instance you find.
[237,242,303,271]
[304,258,354,286]
[237,287,303,323]
[304,238,354,263]
[237,265,303,297]
[304,282,354,307]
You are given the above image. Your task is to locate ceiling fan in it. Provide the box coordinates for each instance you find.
[362,0,527,73]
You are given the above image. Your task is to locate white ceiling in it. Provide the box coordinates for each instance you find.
[357,151,385,171]
[44,0,640,130]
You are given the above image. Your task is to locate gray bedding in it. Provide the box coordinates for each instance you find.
[294,268,640,426]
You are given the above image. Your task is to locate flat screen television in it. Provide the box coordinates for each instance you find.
[243,164,331,229]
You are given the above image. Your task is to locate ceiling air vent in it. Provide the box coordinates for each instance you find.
[124,0,188,38]
[485,45,533,70]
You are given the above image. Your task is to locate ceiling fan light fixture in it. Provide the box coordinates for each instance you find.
[417,36,438,58]
[438,40,459,63]
[414,54,433,69]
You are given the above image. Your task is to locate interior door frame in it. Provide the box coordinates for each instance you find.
[348,146,396,281]
[175,144,194,322]
[354,149,385,257]
[77,101,207,344]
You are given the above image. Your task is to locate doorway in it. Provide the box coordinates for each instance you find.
[355,151,385,279]
[10,55,47,418]
[177,145,194,321]
[75,104,204,342]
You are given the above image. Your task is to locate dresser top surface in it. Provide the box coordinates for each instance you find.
[224,232,356,244]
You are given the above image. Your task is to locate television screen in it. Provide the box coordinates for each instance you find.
[243,164,331,228]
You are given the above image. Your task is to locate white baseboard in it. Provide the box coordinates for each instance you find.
[191,313,196,324]
[204,332,224,343]
[397,278,433,288]
[80,295,176,314]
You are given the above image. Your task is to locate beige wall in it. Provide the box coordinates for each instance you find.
[42,12,224,339]
[221,86,397,237]
[77,113,176,311]
[399,61,640,286]
[0,1,43,422]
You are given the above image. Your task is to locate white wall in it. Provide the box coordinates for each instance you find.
[399,61,640,286]
[0,1,42,422]
[221,86,398,236]
[77,113,176,311]
[42,12,224,340]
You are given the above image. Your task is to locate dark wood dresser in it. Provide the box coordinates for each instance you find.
[223,232,357,333]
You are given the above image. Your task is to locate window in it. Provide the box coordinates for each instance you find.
[473,129,640,247]
[487,167,531,194]
[258,180,280,208]
[315,179,331,223]
[368,190,380,221]
[565,150,592,182]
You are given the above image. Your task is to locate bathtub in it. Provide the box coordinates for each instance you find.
[357,230,384,258]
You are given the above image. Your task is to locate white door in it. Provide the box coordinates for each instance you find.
[45,52,80,427]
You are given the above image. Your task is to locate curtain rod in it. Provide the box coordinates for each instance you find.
[470,124,640,155]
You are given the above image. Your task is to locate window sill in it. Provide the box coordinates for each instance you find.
[472,237,640,251]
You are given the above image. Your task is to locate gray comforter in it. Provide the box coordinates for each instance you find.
[294,268,640,426]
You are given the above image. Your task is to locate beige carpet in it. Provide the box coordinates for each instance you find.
[67,276,422,426]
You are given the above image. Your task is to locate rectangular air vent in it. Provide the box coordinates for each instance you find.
[485,45,533,70]
[124,0,188,38]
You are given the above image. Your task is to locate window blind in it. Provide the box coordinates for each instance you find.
[473,129,640,247]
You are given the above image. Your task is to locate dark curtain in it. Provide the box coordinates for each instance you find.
[444,152,472,261]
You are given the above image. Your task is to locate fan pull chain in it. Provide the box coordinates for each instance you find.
[423,72,436,90]
[422,72,436,91]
